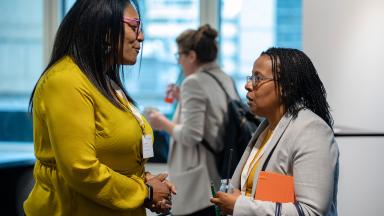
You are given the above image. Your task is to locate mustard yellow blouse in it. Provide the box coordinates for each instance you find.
[24,56,153,216]
[244,129,273,196]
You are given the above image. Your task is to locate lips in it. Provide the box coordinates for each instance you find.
[246,94,252,102]
[246,99,252,107]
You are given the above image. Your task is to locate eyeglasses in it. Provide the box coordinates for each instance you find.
[122,17,141,39]
[246,74,274,87]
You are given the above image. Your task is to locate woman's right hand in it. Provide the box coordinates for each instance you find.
[165,84,180,102]
[146,176,172,213]
[147,177,171,203]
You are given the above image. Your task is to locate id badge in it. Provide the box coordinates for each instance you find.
[142,134,154,159]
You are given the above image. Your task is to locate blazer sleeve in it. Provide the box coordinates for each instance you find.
[39,73,147,210]
[233,116,339,216]
[172,77,208,147]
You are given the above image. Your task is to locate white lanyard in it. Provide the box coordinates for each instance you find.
[116,90,145,132]
[116,90,153,159]
[240,130,274,191]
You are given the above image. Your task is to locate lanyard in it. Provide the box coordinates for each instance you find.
[114,88,153,159]
[240,129,274,191]
[115,90,146,134]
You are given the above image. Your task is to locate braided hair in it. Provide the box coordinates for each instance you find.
[261,47,334,127]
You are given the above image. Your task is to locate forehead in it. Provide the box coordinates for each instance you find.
[124,4,139,18]
[252,55,272,75]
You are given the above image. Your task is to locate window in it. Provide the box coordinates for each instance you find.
[64,0,199,114]
[0,0,302,142]
[219,0,302,98]
[0,0,43,111]
[125,0,199,113]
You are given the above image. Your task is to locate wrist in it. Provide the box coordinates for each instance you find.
[145,183,153,203]
[145,171,153,181]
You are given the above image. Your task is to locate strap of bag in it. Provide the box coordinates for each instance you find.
[201,138,218,155]
[202,70,230,100]
[275,203,282,216]
[294,202,305,216]
[275,202,304,216]
[200,70,233,154]
[202,70,241,101]
[262,136,305,216]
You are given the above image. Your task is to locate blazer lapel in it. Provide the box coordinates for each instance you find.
[231,120,269,188]
[250,113,294,196]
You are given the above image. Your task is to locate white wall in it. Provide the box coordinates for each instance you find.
[337,137,384,215]
[303,1,384,215]
[303,0,384,131]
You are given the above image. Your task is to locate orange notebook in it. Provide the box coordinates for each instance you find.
[254,171,295,203]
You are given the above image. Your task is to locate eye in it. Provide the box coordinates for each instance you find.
[123,19,140,33]
[124,22,137,30]
[129,24,138,32]
[255,75,262,81]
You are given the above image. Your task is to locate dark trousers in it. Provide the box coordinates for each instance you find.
[173,206,216,216]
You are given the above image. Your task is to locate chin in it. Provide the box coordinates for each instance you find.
[122,58,137,65]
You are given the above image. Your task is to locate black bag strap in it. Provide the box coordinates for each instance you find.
[201,70,231,100]
[201,138,218,155]
[275,203,282,216]
[202,70,242,101]
[200,70,234,155]
[275,202,304,216]
[263,134,305,216]
[294,202,305,216]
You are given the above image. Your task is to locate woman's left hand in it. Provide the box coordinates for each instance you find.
[147,111,167,130]
[210,189,241,215]
[145,172,176,195]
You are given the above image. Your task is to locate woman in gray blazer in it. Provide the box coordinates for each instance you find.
[148,25,238,215]
[211,48,339,216]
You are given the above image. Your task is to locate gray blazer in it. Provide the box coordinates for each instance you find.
[232,109,339,216]
[168,62,238,215]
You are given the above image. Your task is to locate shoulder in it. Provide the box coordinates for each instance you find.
[181,73,204,91]
[34,56,98,107]
[287,109,337,154]
[37,57,93,94]
[292,109,332,132]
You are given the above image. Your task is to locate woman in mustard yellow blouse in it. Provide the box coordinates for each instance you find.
[23,0,175,215]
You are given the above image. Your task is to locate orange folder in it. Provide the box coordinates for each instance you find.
[254,171,295,203]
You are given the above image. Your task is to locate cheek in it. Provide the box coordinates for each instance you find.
[123,37,134,50]
[253,87,277,106]
[123,29,136,48]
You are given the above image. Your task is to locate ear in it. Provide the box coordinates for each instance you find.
[187,50,197,64]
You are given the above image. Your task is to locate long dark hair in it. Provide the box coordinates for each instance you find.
[29,0,141,112]
[261,47,334,127]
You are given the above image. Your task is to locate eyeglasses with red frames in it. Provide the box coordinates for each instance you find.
[122,17,141,39]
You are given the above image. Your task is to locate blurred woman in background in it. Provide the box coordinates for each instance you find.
[148,24,239,215]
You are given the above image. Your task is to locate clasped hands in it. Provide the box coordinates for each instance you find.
[145,172,177,214]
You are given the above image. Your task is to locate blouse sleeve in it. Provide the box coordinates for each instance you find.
[172,77,208,147]
[39,73,147,210]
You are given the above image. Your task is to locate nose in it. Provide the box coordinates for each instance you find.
[137,31,144,42]
[245,79,253,92]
